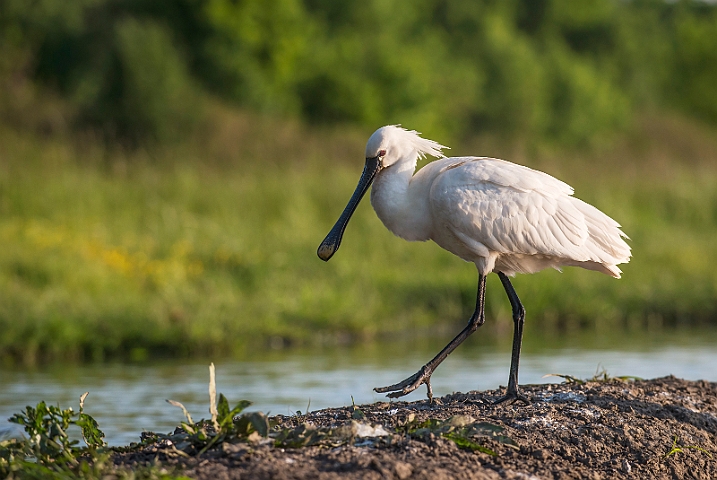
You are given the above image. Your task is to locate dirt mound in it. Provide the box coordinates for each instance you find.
[115,376,717,479]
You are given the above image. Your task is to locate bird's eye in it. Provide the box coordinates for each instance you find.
[378,149,386,158]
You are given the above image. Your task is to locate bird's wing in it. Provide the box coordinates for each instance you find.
[429,157,618,262]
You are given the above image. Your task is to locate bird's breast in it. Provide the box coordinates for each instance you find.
[370,170,433,242]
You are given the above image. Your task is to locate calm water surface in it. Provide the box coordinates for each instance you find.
[1,328,716,446]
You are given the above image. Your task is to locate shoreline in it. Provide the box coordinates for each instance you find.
[113,376,717,479]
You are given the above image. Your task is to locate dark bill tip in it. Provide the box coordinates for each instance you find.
[317,242,336,262]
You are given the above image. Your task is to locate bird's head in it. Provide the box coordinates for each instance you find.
[317,126,447,261]
[365,125,448,169]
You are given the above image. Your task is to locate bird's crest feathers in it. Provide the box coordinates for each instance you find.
[368,125,449,160]
[392,125,449,159]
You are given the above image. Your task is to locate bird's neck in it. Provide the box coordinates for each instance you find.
[370,156,432,241]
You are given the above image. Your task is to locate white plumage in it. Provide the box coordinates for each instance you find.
[367,127,630,278]
[318,125,631,403]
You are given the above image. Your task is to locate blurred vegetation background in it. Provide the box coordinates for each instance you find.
[0,0,716,365]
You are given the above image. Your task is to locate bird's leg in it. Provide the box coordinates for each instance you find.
[374,274,487,401]
[494,272,530,405]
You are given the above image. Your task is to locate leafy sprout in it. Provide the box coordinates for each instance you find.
[0,393,118,479]
[665,435,713,459]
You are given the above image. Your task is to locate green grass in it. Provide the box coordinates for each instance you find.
[0,113,716,364]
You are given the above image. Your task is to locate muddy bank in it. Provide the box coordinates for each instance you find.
[115,376,717,479]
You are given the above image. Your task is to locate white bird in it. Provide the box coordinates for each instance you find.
[317,125,631,403]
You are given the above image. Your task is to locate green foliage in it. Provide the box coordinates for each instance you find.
[1,395,103,478]
[203,0,314,114]
[6,401,100,466]
[350,397,365,420]
[400,413,517,456]
[544,368,642,385]
[216,395,253,432]
[0,396,191,479]
[163,390,381,452]
[3,0,717,144]
[0,0,203,143]
[165,393,264,454]
[161,368,348,452]
[670,6,717,124]
[664,435,713,459]
[113,18,202,143]
[0,111,717,364]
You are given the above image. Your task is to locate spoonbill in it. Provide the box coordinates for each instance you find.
[317,126,631,404]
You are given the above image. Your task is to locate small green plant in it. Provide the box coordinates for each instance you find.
[399,414,517,456]
[350,396,365,420]
[543,373,585,384]
[2,394,98,478]
[162,364,393,451]
[166,394,260,454]
[163,363,268,455]
[664,435,713,459]
[0,393,187,479]
[588,365,642,383]
[1,392,105,470]
[544,366,643,385]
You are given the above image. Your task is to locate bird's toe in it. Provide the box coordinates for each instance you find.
[493,390,530,405]
[374,367,431,398]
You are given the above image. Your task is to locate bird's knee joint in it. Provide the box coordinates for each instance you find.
[471,314,486,329]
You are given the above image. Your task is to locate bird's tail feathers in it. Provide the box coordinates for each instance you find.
[574,199,632,268]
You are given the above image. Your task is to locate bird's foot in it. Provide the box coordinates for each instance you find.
[494,386,530,405]
[374,366,434,402]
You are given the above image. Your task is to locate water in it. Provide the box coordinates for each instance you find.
[1,328,716,446]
